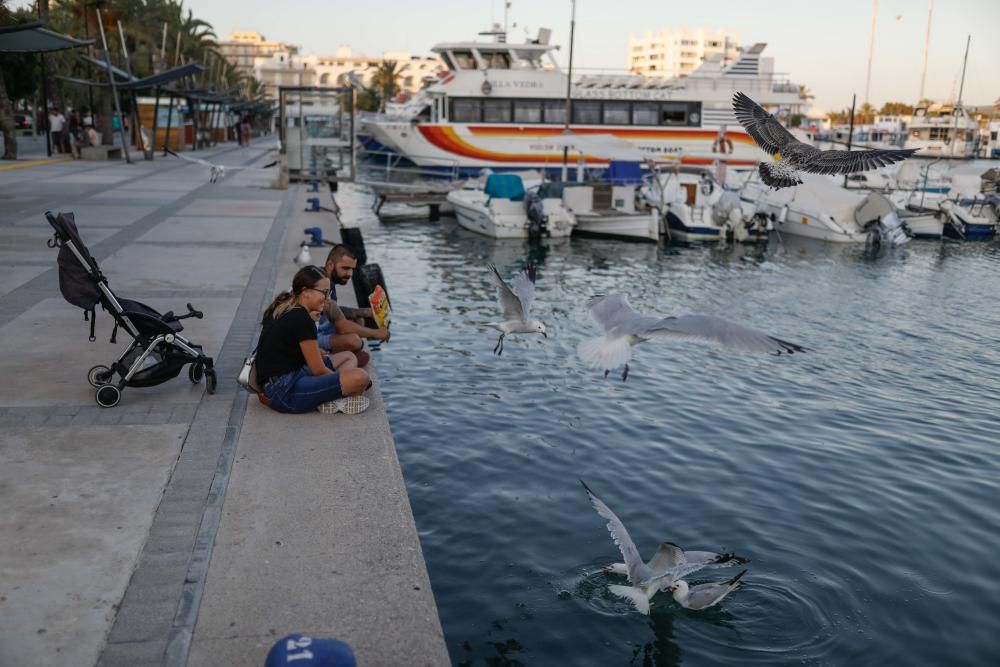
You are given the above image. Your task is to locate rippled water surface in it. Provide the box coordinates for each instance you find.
[339,185,999,666]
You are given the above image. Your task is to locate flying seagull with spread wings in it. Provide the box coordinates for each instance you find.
[577,294,805,381]
[486,264,547,355]
[733,92,917,189]
[165,149,277,183]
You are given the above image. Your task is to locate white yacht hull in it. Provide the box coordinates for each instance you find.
[446,191,574,239]
[771,211,865,243]
[572,210,660,243]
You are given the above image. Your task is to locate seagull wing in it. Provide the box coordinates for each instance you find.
[586,294,662,336]
[642,314,806,354]
[581,480,651,584]
[509,265,537,318]
[487,264,526,322]
[220,161,280,172]
[683,550,749,568]
[608,585,652,615]
[164,148,216,169]
[800,147,919,176]
[732,92,798,156]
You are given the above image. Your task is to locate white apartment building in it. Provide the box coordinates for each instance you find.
[628,27,741,78]
[218,32,299,79]
[250,46,441,100]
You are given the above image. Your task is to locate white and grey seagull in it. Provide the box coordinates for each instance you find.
[665,570,748,611]
[165,149,277,183]
[733,91,917,189]
[577,293,805,381]
[486,264,547,355]
[581,480,748,615]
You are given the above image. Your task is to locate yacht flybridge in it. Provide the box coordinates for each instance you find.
[362,29,806,173]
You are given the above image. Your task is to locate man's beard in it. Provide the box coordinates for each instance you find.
[334,275,350,285]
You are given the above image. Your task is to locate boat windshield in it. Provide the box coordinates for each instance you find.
[480,51,511,69]
[452,50,477,69]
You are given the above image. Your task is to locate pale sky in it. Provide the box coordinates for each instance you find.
[23,0,1000,111]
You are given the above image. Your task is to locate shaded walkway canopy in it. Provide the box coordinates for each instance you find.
[0,22,93,53]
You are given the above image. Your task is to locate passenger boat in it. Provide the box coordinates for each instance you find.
[363,29,806,174]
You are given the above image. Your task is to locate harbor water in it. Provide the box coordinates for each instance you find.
[337,184,999,666]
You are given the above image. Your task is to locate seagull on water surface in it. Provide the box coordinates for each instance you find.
[486,264,547,355]
[581,480,748,615]
[732,91,918,189]
[665,570,748,611]
[577,293,805,381]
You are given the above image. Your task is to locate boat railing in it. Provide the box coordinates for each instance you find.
[358,147,461,186]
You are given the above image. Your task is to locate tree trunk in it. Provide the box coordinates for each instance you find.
[0,71,18,160]
[37,1,65,115]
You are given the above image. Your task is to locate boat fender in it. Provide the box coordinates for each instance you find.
[699,177,715,196]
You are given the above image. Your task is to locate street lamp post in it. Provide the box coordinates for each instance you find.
[560,0,576,182]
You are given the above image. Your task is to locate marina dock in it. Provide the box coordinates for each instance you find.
[0,140,450,667]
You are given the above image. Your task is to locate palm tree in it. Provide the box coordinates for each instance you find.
[797,84,814,102]
[371,60,404,112]
[858,102,876,124]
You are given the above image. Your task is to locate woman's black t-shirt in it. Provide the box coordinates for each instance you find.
[256,306,317,387]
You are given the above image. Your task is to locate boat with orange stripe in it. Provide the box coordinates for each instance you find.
[362,28,807,175]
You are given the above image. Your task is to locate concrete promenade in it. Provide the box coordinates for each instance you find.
[0,140,450,666]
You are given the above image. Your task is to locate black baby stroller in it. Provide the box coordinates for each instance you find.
[45,211,217,407]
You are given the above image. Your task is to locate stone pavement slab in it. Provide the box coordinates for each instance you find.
[0,424,189,667]
[136,217,273,245]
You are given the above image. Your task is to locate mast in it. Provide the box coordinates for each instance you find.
[948,34,970,158]
[561,0,576,181]
[863,0,878,105]
[918,0,932,101]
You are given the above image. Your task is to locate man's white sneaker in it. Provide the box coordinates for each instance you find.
[318,395,370,415]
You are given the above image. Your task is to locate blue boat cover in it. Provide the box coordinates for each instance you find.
[484,174,525,201]
[606,161,643,185]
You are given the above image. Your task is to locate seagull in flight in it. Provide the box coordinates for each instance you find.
[486,264,547,355]
[733,91,917,189]
[165,149,277,183]
[577,294,805,381]
[581,480,747,615]
[665,570,748,611]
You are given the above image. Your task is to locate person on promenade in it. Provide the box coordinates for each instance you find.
[240,116,251,147]
[67,112,83,159]
[48,108,66,154]
[256,265,371,414]
[317,244,390,364]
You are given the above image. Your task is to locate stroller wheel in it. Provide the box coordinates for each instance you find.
[88,364,113,388]
[205,369,217,394]
[189,361,204,384]
[95,384,121,408]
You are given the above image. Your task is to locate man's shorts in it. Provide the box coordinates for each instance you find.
[317,316,336,352]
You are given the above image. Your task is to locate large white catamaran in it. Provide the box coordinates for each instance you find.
[361,28,807,174]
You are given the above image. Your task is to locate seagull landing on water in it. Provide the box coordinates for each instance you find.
[581,480,748,615]
[577,294,806,381]
[486,264,547,355]
[732,92,918,189]
[165,149,277,184]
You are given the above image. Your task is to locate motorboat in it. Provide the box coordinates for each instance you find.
[739,172,910,245]
[446,173,574,239]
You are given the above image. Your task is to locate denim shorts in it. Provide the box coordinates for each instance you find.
[262,359,344,413]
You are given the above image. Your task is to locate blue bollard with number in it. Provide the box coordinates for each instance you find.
[265,634,356,667]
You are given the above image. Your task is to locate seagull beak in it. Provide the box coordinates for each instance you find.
[542,332,548,338]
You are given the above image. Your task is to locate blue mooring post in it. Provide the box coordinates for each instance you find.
[306,198,321,212]
[309,180,320,192]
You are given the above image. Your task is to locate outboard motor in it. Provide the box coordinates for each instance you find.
[525,191,549,241]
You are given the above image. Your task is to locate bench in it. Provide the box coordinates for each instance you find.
[80,145,123,161]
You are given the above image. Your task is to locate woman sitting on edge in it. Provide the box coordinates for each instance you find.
[256,265,371,414]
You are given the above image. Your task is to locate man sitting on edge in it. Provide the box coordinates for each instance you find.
[318,244,390,367]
